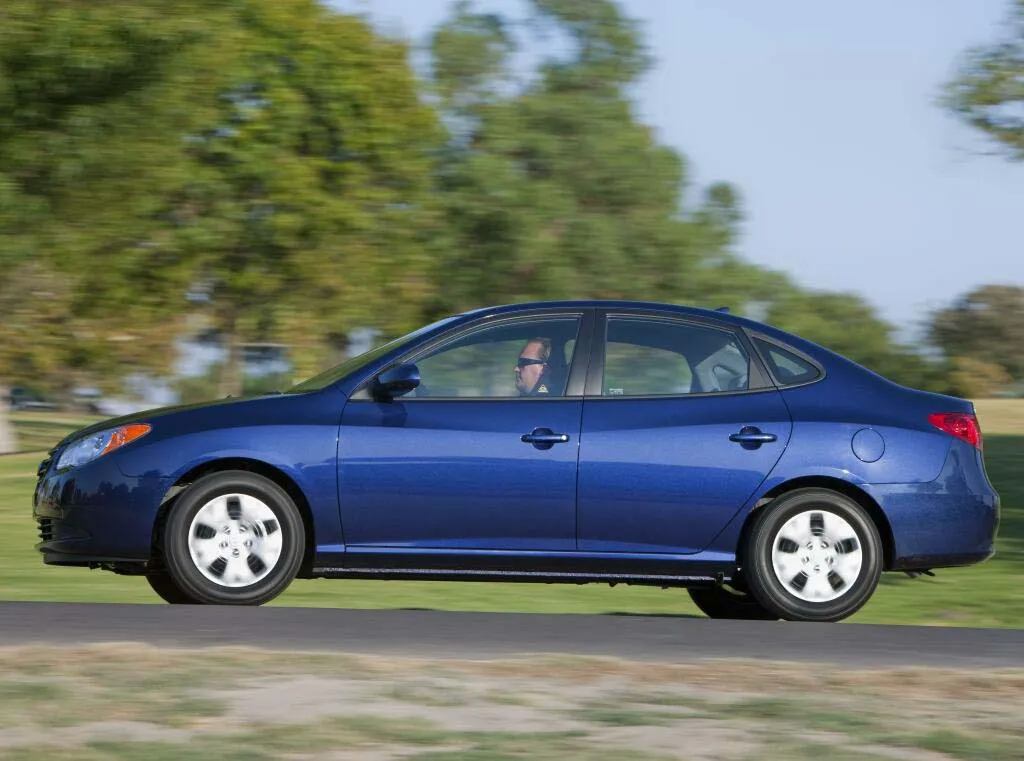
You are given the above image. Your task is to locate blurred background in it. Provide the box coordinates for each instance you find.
[1,0,1022,453]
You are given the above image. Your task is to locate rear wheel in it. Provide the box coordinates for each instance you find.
[744,488,883,622]
[159,470,305,605]
[687,585,779,620]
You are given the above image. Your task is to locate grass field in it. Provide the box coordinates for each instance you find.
[1,403,1022,625]
[6,410,105,454]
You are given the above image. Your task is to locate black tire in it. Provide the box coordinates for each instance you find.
[687,585,780,620]
[145,569,199,604]
[160,470,305,606]
[744,488,883,623]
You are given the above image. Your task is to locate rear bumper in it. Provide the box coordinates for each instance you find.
[865,440,999,570]
[32,453,170,565]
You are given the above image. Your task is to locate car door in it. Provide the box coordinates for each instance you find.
[577,310,793,554]
[338,310,593,552]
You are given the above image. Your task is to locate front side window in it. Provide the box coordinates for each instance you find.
[601,317,750,397]
[404,316,582,398]
[289,315,461,392]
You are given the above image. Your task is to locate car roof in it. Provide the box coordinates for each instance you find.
[455,299,761,331]
[461,298,725,315]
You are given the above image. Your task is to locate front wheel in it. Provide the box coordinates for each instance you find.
[744,488,883,622]
[159,470,305,605]
[687,585,779,620]
[145,569,199,604]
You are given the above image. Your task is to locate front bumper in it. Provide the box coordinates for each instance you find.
[32,449,171,565]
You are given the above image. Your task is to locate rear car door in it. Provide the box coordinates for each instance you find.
[577,310,793,554]
[338,310,593,551]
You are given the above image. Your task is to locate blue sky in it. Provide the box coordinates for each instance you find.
[333,0,1023,340]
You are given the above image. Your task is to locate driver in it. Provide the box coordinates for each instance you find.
[515,338,553,396]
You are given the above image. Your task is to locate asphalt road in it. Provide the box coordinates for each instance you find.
[1,602,1023,668]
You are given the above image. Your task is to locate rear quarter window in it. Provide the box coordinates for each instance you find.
[753,338,822,386]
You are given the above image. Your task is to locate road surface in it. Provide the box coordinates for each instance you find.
[1,602,1022,667]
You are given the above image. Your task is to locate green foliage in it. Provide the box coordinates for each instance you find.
[422,0,948,392]
[929,284,1024,386]
[425,0,762,319]
[0,0,206,394]
[948,356,1014,398]
[764,290,954,392]
[942,0,1024,160]
[0,0,443,396]
[0,0,985,398]
[531,0,653,87]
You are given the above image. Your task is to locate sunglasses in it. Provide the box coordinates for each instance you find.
[517,357,546,368]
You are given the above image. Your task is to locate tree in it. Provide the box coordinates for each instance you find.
[929,284,1024,384]
[947,356,1013,398]
[424,0,770,318]
[0,0,444,400]
[418,0,957,393]
[942,0,1024,160]
[132,0,445,393]
[764,290,953,393]
[1,0,229,414]
[937,2,1023,395]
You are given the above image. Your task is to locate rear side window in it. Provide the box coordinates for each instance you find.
[753,338,821,386]
[602,317,750,396]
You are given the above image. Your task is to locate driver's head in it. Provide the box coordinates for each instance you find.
[515,338,551,395]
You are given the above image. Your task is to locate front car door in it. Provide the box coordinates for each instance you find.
[577,310,793,554]
[338,309,593,553]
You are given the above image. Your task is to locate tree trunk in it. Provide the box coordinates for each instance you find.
[0,385,17,455]
[216,312,245,399]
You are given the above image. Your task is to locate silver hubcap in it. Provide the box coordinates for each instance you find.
[771,509,863,603]
[187,493,283,588]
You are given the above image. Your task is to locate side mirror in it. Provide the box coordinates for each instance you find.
[374,363,420,399]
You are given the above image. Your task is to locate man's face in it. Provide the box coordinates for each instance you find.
[515,341,547,395]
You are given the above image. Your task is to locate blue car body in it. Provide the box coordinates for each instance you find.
[33,300,999,590]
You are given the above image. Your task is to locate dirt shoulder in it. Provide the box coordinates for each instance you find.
[0,644,1021,760]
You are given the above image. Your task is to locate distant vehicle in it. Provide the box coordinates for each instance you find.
[32,301,999,622]
[8,387,57,411]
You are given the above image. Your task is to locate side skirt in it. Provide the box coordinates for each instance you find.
[308,550,737,587]
[308,567,727,587]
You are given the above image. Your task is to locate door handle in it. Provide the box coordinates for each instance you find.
[729,426,777,449]
[521,428,570,450]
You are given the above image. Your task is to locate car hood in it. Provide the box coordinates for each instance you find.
[52,393,302,450]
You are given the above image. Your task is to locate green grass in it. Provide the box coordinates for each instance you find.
[0,726,661,761]
[1,413,1022,626]
[9,411,105,455]
[908,729,1024,761]
[721,697,880,733]
[570,706,689,726]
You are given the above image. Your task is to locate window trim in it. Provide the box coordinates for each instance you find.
[349,308,596,401]
[744,331,827,390]
[584,309,774,400]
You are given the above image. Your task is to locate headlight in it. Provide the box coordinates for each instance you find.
[56,424,152,471]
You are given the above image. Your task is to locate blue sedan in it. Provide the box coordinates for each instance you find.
[33,301,999,622]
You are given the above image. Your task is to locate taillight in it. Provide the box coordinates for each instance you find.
[928,412,982,449]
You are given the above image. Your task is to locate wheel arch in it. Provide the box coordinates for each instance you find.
[736,476,896,574]
[152,457,317,577]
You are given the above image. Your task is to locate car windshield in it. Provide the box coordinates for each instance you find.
[286,316,461,393]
